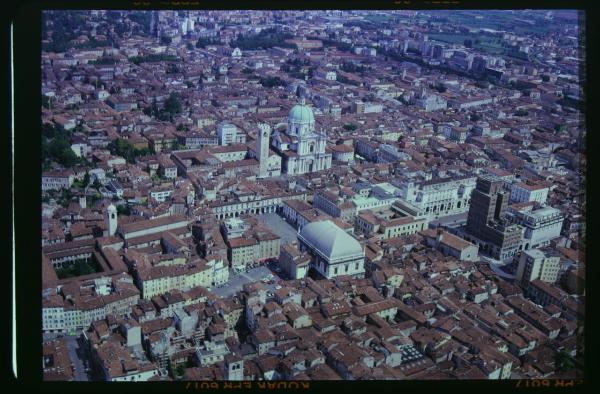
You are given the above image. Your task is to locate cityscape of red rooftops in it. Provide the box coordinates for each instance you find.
[41,9,585,382]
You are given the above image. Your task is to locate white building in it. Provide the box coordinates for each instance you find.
[352,193,397,213]
[96,90,110,101]
[222,217,250,239]
[42,171,74,191]
[197,341,230,367]
[394,176,476,220]
[231,47,242,59]
[149,188,174,203]
[217,123,246,146]
[415,89,447,112]
[271,98,332,175]
[353,101,384,114]
[510,182,549,205]
[71,142,91,158]
[515,249,561,285]
[377,144,411,163]
[187,18,195,32]
[511,205,564,249]
[331,144,355,164]
[42,298,65,333]
[298,220,365,279]
[118,215,190,241]
[89,168,106,182]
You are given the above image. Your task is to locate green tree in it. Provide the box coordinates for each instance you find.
[91,57,119,65]
[335,42,352,52]
[82,172,90,187]
[343,123,357,131]
[259,76,286,88]
[128,54,179,65]
[229,28,293,50]
[166,63,180,74]
[163,93,183,115]
[42,137,50,166]
[555,350,575,372]
[514,108,529,117]
[42,95,52,109]
[48,137,80,167]
[196,37,219,48]
[116,204,131,216]
[434,84,447,93]
[108,138,150,163]
[554,124,567,134]
[175,365,185,376]
[171,140,184,151]
[42,122,66,139]
[108,138,136,162]
[57,188,74,208]
[55,259,99,279]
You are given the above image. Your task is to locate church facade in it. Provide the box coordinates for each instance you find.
[271,98,332,175]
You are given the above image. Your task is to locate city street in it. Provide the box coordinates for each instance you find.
[256,212,298,245]
[480,255,516,280]
[65,334,89,381]
[210,266,283,298]
[428,212,468,229]
[43,332,89,381]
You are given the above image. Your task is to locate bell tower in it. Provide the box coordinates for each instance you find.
[106,204,118,237]
[257,123,271,178]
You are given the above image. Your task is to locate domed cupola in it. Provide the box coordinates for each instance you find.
[287,97,315,136]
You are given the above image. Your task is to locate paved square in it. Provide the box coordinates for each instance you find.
[256,212,299,245]
[210,266,282,298]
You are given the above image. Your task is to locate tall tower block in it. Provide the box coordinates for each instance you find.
[106,204,118,237]
[257,123,271,178]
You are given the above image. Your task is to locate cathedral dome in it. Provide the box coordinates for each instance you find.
[288,99,315,124]
[298,220,364,263]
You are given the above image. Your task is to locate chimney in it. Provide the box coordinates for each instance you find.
[436,228,444,243]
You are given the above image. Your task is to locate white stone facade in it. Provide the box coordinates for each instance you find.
[272,99,332,175]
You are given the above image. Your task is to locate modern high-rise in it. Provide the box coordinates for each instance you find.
[465,175,522,261]
[515,248,561,285]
